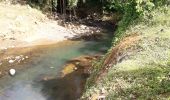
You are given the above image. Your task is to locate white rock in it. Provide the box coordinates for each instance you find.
[15,56,21,60]
[101,88,106,94]
[25,56,29,59]
[9,59,15,63]
[74,67,78,70]
[50,66,54,69]
[80,25,86,29]
[22,58,25,60]
[96,30,100,33]
[97,95,106,100]
[9,69,16,76]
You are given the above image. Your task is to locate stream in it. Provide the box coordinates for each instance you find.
[0,32,112,100]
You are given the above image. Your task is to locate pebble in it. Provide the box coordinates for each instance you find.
[80,25,86,29]
[9,69,16,76]
[22,58,25,60]
[97,95,106,100]
[96,30,100,33]
[25,56,29,59]
[75,62,80,65]
[50,66,54,69]
[15,56,21,60]
[74,67,78,70]
[9,59,15,63]
[100,88,106,94]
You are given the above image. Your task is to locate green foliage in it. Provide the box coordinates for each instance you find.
[52,0,58,10]
[105,0,169,14]
[28,0,79,11]
[68,0,78,8]
[28,0,53,11]
[103,0,169,46]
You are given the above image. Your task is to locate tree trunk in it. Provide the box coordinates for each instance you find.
[60,0,63,13]
[73,7,77,19]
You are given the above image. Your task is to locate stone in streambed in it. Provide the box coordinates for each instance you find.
[61,64,77,77]
[25,56,29,59]
[9,59,15,64]
[9,69,16,76]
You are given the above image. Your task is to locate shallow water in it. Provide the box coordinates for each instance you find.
[0,33,112,100]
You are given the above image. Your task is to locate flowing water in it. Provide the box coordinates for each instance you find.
[0,33,112,100]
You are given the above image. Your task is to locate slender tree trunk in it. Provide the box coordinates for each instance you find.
[73,7,77,19]
[69,8,72,21]
[63,0,66,14]
[60,0,63,13]
[50,0,53,14]
[62,0,66,21]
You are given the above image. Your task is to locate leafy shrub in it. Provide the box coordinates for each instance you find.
[104,0,169,46]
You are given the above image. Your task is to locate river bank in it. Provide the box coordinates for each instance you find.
[0,2,103,50]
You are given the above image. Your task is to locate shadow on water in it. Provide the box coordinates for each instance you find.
[71,30,113,53]
[39,67,89,100]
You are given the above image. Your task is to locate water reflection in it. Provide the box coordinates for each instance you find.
[0,81,46,100]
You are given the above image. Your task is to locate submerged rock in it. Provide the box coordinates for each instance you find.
[62,64,76,76]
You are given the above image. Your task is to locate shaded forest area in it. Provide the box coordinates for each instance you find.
[27,0,104,20]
